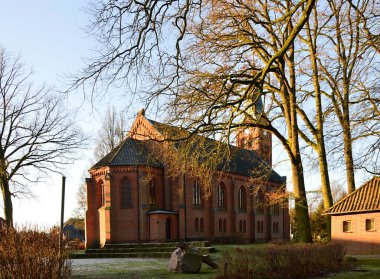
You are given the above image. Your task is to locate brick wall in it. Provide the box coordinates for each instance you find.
[85,113,289,245]
[332,212,380,254]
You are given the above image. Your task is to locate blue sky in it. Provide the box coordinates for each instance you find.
[0,1,373,227]
[0,1,145,227]
[0,1,99,227]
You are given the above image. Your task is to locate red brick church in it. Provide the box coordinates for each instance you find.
[85,111,290,247]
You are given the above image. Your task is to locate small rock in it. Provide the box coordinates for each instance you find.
[167,246,202,273]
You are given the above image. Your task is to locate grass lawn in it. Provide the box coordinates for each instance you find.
[70,244,380,279]
[330,258,380,278]
[71,258,216,278]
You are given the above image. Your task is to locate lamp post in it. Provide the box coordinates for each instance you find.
[59,176,66,251]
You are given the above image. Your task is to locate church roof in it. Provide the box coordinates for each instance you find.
[91,117,285,184]
[325,176,380,215]
[224,145,284,183]
[91,137,163,169]
[147,118,284,184]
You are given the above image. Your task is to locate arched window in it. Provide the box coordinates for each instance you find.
[238,186,247,211]
[271,204,280,216]
[149,181,156,207]
[257,220,264,234]
[195,218,199,232]
[223,219,227,232]
[217,183,226,209]
[239,220,242,232]
[120,179,133,208]
[256,190,265,215]
[200,218,204,232]
[219,219,222,232]
[97,180,104,208]
[243,220,247,233]
[273,222,279,233]
[193,181,201,205]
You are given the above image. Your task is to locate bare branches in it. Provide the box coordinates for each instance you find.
[94,106,127,161]
[0,49,86,226]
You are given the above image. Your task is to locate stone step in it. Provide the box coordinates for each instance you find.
[86,247,175,253]
[104,241,211,249]
[79,241,215,259]
[85,246,215,254]
[72,252,172,259]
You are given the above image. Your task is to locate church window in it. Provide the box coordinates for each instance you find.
[271,204,280,216]
[238,186,247,211]
[256,190,265,215]
[239,220,242,232]
[97,180,104,208]
[195,218,199,232]
[243,220,247,233]
[218,219,222,232]
[200,218,204,232]
[217,183,227,209]
[257,220,264,233]
[193,181,201,205]
[273,221,279,233]
[120,180,132,208]
[149,181,157,207]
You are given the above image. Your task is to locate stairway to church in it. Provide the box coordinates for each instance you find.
[74,241,215,259]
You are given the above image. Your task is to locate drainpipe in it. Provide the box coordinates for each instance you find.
[137,166,140,242]
[183,174,187,240]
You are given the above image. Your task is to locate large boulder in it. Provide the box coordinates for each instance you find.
[167,245,202,273]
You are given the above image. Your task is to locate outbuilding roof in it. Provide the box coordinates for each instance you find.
[325,176,380,215]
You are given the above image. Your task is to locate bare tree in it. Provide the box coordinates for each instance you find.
[317,0,380,193]
[0,49,85,227]
[72,0,316,243]
[70,0,316,97]
[94,106,126,161]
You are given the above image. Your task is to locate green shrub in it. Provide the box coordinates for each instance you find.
[0,227,72,279]
[216,242,345,279]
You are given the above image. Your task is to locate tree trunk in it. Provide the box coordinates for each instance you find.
[0,176,13,227]
[306,14,333,239]
[291,157,313,243]
[342,125,356,194]
[287,25,312,243]
[317,143,333,239]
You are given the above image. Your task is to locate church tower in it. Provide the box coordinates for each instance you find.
[236,126,272,166]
